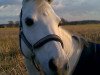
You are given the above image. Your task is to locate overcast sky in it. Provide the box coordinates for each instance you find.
[0,0,100,24]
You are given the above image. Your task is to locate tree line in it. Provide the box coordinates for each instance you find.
[0,21,19,28]
[59,18,100,26]
[0,19,100,28]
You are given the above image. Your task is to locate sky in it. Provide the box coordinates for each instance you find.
[0,0,100,24]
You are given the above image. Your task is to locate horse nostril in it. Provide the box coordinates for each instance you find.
[49,58,57,72]
[64,63,68,70]
[25,17,34,26]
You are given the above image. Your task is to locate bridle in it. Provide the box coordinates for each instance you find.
[19,9,64,73]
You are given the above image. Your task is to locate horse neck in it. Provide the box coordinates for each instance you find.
[59,28,83,75]
[59,28,74,57]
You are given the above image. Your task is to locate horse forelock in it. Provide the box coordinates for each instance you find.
[22,0,49,5]
[22,0,52,15]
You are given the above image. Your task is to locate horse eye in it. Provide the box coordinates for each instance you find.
[46,0,52,3]
[25,17,34,26]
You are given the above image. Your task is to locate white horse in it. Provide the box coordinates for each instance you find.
[19,0,86,75]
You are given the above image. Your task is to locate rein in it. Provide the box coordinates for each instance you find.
[19,9,64,73]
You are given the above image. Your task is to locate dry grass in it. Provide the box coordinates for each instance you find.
[0,28,28,75]
[0,24,100,75]
[62,24,100,43]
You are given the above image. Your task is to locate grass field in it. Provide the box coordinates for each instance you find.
[0,24,100,75]
[0,28,28,75]
[62,24,100,43]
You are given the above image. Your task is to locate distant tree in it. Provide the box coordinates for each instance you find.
[59,18,68,25]
[61,18,66,23]
[0,25,4,28]
[8,21,14,27]
[8,21,14,25]
[14,21,19,27]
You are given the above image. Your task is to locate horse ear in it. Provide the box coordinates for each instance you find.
[46,0,53,4]
[22,0,29,5]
